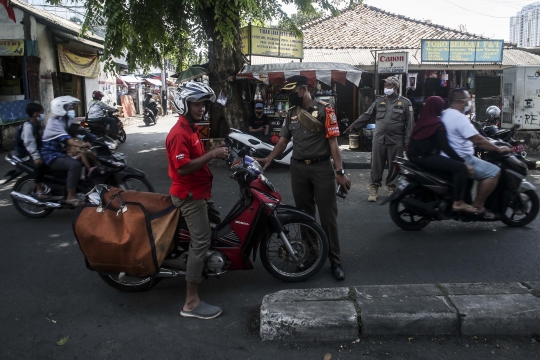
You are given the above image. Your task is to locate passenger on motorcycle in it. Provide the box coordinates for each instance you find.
[143,93,158,122]
[167,82,229,319]
[407,96,475,213]
[41,96,91,207]
[16,103,49,199]
[87,91,119,139]
[441,89,512,219]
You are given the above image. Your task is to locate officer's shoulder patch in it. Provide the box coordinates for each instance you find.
[409,106,413,112]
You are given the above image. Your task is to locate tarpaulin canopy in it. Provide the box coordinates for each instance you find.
[57,44,100,78]
[120,75,141,83]
[237,62,363,87]
[143,78,162,87]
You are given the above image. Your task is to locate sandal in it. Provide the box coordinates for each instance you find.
[65,198,85,207]
[472,208,496,220]
[180,301,222,320]
[32,192,49,200]
[452,204,477,214]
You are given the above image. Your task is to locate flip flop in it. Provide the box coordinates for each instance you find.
[472,208,496,220]
[452,205,477,214]
[180,301,222,320]
[65,198,85,207]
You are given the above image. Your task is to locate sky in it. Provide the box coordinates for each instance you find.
[283,0,537,41]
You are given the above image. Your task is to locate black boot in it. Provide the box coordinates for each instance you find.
[331,264,345,280]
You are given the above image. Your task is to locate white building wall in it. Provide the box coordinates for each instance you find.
[36,22,57,118]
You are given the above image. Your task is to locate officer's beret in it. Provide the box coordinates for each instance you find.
[282,75,309,91]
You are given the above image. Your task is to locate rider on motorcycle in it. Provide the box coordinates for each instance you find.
[87,91,119,139]
[485,105,501,128]
[143,93,159,122]
[167,82,229,319]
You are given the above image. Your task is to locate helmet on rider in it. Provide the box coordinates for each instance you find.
[92,90,105,100]
[51,95,81,117]
[486,105,501,118]
[173,81,215,115]
[145,93,153,99]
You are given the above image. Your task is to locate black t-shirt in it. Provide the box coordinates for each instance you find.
[248,114,269,130]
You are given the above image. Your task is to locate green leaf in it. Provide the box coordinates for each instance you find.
[57,336,69,346]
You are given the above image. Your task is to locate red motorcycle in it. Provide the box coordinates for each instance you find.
[97,155,329,292]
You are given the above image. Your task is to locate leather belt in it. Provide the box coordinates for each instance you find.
[292,156,330,165]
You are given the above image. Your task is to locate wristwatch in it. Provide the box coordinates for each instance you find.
[336,169,345,176]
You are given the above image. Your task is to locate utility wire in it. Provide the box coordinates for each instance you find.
[442,0,513,18]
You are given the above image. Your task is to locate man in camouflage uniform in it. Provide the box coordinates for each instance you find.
[257,75,351,280]
[346,76,414,202]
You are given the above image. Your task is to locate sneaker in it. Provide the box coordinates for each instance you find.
[368,185,379,202]
[387,185,397,196]
[331,264,345,280]
[180,301,222,320]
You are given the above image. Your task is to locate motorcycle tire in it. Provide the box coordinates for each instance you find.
[118,176,155,192]
[389,187,431,231]
[143,117,150,126]
[117,129,127,143]
[98,272,162,292]
[153,117,157,125]
[501,190,539,227]
[260,219,329,282]
[11,175,54,218]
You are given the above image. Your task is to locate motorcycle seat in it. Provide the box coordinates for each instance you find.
[403,160,453,183]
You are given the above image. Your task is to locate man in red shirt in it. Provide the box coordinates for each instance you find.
[167,82,229,319]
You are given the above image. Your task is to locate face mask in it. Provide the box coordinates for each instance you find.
[67,110,76,119]
[288,90,303,107]
[384,88,394,96]
[37,114,45,121]
[463,100,472,114]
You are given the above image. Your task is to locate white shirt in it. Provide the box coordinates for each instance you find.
[441,108,478,158]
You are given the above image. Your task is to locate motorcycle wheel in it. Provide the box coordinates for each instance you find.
[98,272,161,292]
[501,190,539,227]
[260,219,329,282]
[143,116,150,126]
[118,176,155,192]
[389,187,431,230]
[117,129,127,143]
[153,117,157,125]
[11,175,54,218]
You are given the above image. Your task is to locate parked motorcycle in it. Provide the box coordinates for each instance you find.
[382,143,539,230]
[81,110,127,143]
[143,107,157,126]
[92,154,329,291]
[3,139,153,218]
[473,122,526,160]
[226,128,293,167]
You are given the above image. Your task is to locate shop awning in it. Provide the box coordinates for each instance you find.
[120,75,141,83]
[116,76,127,87]
[143,78,162,87]
[237,62,363,87]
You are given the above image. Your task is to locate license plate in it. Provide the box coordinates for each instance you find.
[396,178,409,190]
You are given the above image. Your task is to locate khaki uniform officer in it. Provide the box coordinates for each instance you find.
[346,75,414,202]
[257,75,351,281]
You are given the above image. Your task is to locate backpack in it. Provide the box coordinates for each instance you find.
[14,122,29,158]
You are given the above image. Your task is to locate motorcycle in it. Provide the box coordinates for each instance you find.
[382,142,539,230]
[92,153,329,292]
[226,128,293,167]
[474,122,526,160]
[3,139,154,218]
[143,107,157,126]
[81,110,127,144]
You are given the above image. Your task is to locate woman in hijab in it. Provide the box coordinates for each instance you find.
[406,96,474,213]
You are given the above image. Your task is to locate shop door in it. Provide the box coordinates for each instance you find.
[59,73,85,116]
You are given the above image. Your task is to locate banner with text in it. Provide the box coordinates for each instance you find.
[421,39,504,63]
[0,40,24,56]
[57,45,100,78]
[241,26,303,59]
[378,52,408,74]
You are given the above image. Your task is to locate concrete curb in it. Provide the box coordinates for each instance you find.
[260,282,540,341]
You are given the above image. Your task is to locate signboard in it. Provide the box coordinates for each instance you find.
[378,52,408,74]
[57,45,100,78]
[421,39,504,63]
[241,26,303,59]
[0,40,24,56]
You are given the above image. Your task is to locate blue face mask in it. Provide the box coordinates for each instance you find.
[37,114,45,121]
[67,110,76,119]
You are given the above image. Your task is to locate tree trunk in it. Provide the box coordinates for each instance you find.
[200,8,248,138]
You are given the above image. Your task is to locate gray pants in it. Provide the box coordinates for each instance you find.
[290,161,341,265]
[49,156,82,189]
[371,142,403,187]
[171,194,220,284]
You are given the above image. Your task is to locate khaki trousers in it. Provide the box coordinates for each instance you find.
[371,142,403,187]
[290,161,341,265]
[171,194,220,284]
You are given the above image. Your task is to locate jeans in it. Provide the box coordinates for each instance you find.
[49,156,82,189]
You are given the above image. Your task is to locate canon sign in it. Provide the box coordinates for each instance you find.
[378,52,408,74]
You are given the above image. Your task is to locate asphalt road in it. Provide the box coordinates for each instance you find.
[1,115,539,359]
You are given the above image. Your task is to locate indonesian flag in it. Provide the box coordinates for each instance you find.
[0,0,16,23]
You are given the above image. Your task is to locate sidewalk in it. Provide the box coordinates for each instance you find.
[260,282,540,341]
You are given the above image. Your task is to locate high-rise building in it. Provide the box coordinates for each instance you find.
[510,1,540,47]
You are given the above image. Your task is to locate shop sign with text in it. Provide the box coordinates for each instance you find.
[241,26,303,59]
[378,52,408,74]
[421,39,504,63]
[0,40,24,56]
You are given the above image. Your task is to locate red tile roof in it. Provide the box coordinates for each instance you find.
[301,5,489,50]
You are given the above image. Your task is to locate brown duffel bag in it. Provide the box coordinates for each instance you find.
[73,186,180,277]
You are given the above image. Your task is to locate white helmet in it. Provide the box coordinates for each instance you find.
[173,81,215,115]
[51,95,80,116]
[486,105,501,118]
